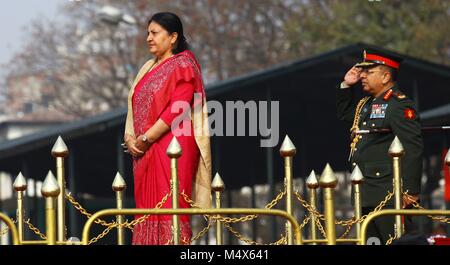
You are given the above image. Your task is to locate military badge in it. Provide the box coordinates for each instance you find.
[404,108,416,120]
[383,89,393,101]
[370,104,388,119]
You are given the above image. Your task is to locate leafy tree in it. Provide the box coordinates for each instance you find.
[285,0,450,65]
[2,0,449,118]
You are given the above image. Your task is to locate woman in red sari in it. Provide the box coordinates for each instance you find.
[124,12,211,245]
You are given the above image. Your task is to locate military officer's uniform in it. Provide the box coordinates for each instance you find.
[336,50,423,243]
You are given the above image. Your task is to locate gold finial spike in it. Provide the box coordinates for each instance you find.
[166,136,182,158]
[445,148,450,166]
[350,165,364,185]
[306,170,319,189]
[388,136,405,157]
[319,163,338,188]
[41,171,60,197]
[279,135,296,157]
[211,172,225,192]
[51,136,69,157]
[112,172,127,191]
[13,172,27,191]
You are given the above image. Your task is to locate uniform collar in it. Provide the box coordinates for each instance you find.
[379,84,398,101]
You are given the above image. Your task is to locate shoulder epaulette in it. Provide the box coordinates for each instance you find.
[392,91,406,100]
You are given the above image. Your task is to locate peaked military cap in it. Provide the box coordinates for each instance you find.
[355,49,403,69]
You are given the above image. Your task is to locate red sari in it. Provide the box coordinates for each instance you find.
[130,51,206,245]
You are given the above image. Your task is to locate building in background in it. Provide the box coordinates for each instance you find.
[1,44,450,244]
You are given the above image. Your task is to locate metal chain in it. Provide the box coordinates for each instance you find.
[294,189,394,227]
[294,191,352,226]
[190,219,213,243]
[315,218,327,238]
[208,214,259,224]
[272,234,287,245]
[338,222,353,239]
[299,215,311,230]
[265,189,287,210]
[181,191,257,222]
[123,190,172,228]
[353,191,394,225]
[68,190,171,244]
[335,218,355,226]
[223,223,259,245]
[24,219,47,240]
[68,189,173,237]
[65,192,117,227]
[164,234,191,245]
[312,217,353,241]
[403,192,450,224]
[0,218,16,236]
[338,191,394,226]
[180,191,200,208]
[181,189,286,224]
[294,191,325,220]
[386,233,397,245]
[0,227,9,236]
[223,222,286,245]
[181,190,288,244]
[88,225,115,245]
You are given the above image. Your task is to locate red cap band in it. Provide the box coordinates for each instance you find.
[365,54,400,69]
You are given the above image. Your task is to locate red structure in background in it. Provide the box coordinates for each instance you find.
[443,148,450,202]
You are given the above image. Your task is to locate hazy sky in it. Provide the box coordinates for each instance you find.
[0,0,64,66]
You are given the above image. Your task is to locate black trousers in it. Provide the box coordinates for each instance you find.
[362,206,418,244]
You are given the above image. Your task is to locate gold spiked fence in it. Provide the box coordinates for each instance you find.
[181,190,290,245]
[298,136,411,245]
[0,213,19,245]
[4,134,331,245]
[403,192,450,224]
[360,209,450,245]
[4,134,450,246]
[81,208,303,245]
[4,134,290,245]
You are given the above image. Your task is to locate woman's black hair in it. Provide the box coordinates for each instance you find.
[148,12,189,54]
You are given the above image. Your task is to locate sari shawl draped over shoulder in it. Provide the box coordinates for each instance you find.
[125,50,211,244]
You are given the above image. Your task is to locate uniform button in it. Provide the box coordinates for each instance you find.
[362,122,366,126]
[376,172,380,176]
[352,162,356,166]
[371,123,375,127]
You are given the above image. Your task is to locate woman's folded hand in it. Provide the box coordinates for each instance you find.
[125,136,145,157]
[135,135,152,154]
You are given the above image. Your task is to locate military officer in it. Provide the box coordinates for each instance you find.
[336,49,423,244]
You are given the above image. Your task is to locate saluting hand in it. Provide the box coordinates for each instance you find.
[343,66,361,86]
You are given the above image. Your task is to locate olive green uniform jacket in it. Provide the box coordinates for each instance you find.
[336,85,423,207]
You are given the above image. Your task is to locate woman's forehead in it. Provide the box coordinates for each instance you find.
[148,21,164,31]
